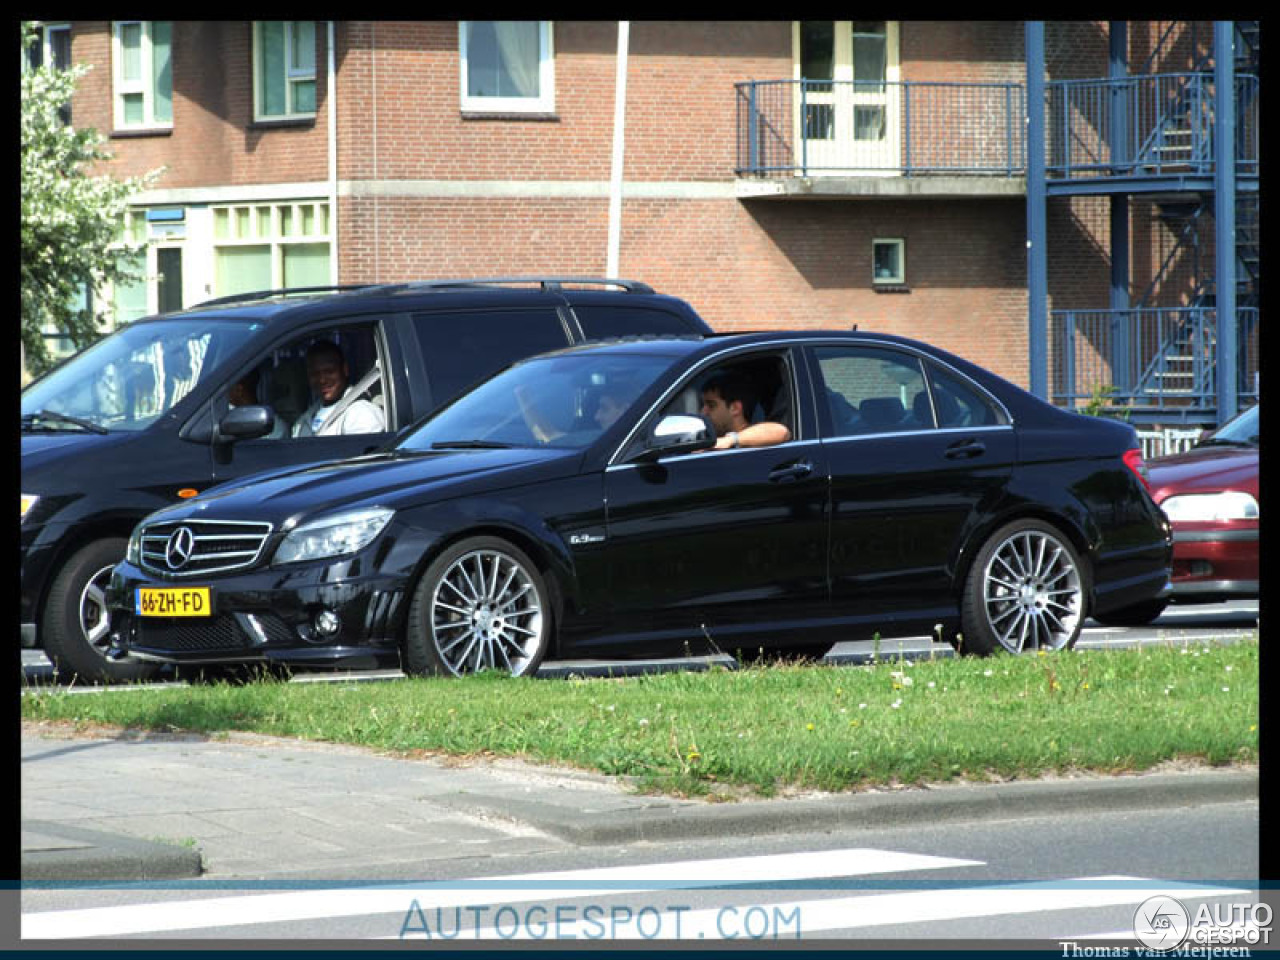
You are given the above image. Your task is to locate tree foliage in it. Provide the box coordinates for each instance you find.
[20,21,160,378]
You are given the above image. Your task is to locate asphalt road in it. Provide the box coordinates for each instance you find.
[19,598,1260,689]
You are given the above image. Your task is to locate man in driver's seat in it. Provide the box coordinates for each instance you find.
[292,340,385,437]
[699,371,791,450]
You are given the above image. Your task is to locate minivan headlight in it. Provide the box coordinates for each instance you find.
[1160,491,1258,523]
[274,507,394,565]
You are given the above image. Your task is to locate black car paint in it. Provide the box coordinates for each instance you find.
[21,286,712,658]
[106,332,1172,670]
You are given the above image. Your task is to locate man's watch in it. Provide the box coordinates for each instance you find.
[726,431,739,449]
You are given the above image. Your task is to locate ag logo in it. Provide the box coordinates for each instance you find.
[1133,895,1190,951]
[165,526,196,571]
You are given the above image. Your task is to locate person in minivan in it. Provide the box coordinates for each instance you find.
[229,369,289,439]
[292,340,386,437]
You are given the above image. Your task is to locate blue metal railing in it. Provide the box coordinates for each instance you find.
[1045,73,1259,181]
[1052,307,1258,417]
[735,80,1025,177]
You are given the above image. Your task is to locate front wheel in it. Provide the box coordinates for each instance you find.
[404,537,552,678]
[41,538,160,684]
[959,519,1088,656]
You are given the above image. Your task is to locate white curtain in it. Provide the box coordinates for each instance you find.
[493,21,540,98]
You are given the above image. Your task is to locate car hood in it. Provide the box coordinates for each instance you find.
[147,445,583,526]
[1147,445,1258,502]
[21,432,137,481]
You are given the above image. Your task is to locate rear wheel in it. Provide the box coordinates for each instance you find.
[959,519,1088,656]
[404,537,552,678]
[41,538,159,684]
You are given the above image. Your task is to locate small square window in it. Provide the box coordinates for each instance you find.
[872,238,905,285]
[460,21,555,114]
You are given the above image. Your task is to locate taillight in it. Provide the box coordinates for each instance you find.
[1123,448,1151,493]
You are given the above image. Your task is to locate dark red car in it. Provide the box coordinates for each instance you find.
[1097,404,1258,625]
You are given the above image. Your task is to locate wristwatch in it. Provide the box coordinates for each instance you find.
[726,431,739,449]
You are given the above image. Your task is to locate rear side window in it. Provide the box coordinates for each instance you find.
[411,308,570,408]
[925,362,1007,428]
[812,345,932,437]
[574,305,696,340]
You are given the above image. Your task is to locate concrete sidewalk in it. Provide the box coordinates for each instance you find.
[20,724,1258,883]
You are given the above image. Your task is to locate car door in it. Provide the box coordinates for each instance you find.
[807,342,1016,633]
[598,346,832,655]
[210,318,396,484]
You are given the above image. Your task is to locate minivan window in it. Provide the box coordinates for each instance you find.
[22,318,258,432]
[574,305,693,340]
[411,308,569,409]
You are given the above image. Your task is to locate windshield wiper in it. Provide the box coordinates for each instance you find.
[21,410,109,434]
[429,440,515,450]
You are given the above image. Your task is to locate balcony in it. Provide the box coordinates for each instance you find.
[1045,73,1260,195]
[734,80,1026,196]
[1052,306,1259,422]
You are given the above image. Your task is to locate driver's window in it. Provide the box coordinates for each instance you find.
[233,324,388,440]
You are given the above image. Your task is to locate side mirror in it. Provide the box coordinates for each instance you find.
[635,414,716,461]
[217,404,274,441]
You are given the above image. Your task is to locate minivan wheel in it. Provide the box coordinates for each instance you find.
[959,519,1087,656]
[41,538,159,684]
[404,537,552,678]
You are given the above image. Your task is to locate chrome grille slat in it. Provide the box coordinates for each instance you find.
[139,518,274,578]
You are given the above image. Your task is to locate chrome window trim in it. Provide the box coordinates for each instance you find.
[819,423,1015,446]
[604,437,823,474]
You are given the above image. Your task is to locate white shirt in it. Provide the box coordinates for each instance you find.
[292,385,385,437]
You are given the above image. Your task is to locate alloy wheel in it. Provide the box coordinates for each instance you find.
[980,528,1083,653]
[429,548,545,676]
[78,562,117,656]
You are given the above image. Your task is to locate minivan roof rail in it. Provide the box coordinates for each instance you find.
[195,277,655,308]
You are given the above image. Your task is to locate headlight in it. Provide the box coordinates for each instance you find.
[126,523,143,565]
[274,507,394,565]
[21,494,39,523]
[1160,491,1259,523]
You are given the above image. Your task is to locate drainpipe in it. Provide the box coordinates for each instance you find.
[606,21,629,278]
[328,21,339,285]
[1213,20,1237,423]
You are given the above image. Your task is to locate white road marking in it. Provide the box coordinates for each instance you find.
[22,847,980,940]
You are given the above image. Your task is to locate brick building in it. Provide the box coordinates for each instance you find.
[30,20,1258,426]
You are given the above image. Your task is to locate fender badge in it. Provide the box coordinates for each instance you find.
[569,533,606,546]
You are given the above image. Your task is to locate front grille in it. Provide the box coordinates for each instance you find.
[139,519,273,578]
[136,615,251,653]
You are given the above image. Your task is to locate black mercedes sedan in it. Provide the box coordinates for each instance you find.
[106,331,1172,677]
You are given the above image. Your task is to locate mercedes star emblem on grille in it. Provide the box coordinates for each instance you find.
[165,526,196,570]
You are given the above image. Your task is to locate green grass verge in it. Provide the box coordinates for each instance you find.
[22,638,1258,798]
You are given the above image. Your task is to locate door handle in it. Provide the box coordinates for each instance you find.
[944,439,986,460]
[769,460,814,483]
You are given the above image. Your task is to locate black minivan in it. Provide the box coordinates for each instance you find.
[21,278,713,682]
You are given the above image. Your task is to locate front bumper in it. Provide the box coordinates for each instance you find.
[1169,524,1258,601]
[106,558,410,669]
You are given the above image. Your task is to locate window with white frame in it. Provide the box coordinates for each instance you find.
[113,21,172,130]
[254,21,317,121]
[26,22,73,124]
[212,201,331,297]
[872,238,905,285]
[459,21,554,113]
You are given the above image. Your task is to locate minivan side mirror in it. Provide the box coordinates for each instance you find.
[218,405,275,441]
[634,414,717,461]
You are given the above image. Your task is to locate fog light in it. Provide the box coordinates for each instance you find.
[314,610,341,637]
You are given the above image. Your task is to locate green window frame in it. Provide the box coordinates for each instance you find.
[254,21,317,121]
[112,21,172,130]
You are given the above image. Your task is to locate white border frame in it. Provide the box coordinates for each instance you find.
[459,21,555,114]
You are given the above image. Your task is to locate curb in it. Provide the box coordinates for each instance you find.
[439,767,1258,846]
[22,821,203,884]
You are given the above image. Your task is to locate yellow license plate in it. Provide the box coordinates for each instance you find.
[136,587,212,618]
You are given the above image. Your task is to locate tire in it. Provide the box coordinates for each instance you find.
[1091,598,1170,627]
[41,537,160,684]
[959,519,1088,656]
[732,643,833,666]
[404,537,552,678]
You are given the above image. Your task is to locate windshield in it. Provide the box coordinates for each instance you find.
[22,318,259,433]
[399,352,679,452]
[1201,404,1259,447]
